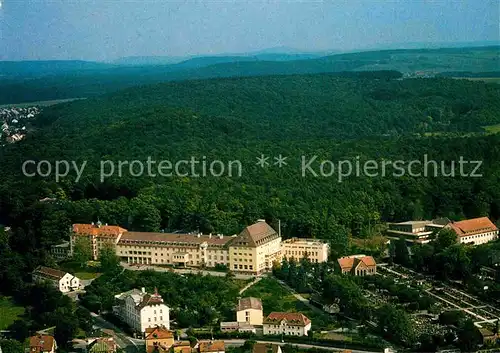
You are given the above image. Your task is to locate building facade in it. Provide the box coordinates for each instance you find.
[281,238,329,263]
[50,241,71,261]
[387,218,450,244]
[32,266,80,293]
[113,288,170,334]
[446,217,499,245]
[69,220,329,275]
[71,222,127,260]
[116,231,232,267]
[236,297,263,326]
[229,220,282,275]
[263,312,311,336]
[87,337,117,353]
[337,255,377,276]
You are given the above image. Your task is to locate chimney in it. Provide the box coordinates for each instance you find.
[141,287,146,293]
[208,234,212,239]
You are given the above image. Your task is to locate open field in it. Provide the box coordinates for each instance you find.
[242,277,336,330]
[0,296,25,330]
[483,124,500,134]
[0,97,85,108]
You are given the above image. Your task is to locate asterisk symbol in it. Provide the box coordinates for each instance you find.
[274,155,288,167]
[256,154,270,168]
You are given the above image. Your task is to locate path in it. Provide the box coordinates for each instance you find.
[276,279,325,314]
[239,276,263,295]
[121,263,255,279]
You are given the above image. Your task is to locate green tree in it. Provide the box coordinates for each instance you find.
[98,243,121,274]
[394,237,411,267]
[72,236,92,267]
[0,339,24,353]
[435,229,458,251]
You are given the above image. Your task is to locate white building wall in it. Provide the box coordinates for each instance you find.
[139,304,170,332]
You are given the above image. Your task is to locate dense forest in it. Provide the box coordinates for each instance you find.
[0,73,500,253]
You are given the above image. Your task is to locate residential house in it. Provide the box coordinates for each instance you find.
[172,341,193,353]
[29,335,57,353]
[113,287,170,335]
[32,266,80,293]
[252,343,282,353]
[219,321,256,333]
[229,220,282,275]
[263,312,311,336]
[236,297,263,326]
[445,217,499,245]
[337,255,376,276]
[87,337,117,353]
[145,326,174,353]
[281,238,329,263]
[198,341,225,353]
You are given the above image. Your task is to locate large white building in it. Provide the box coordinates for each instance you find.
[446,217,499,245]
[32,266,80,293]
[113,287,170,334]
[281,237,329,263]
[263,312,311,337]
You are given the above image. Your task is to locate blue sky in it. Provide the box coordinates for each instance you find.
[0,0,498,61]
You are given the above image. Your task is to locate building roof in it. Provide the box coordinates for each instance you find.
[252,343,281,353]
[237,297,263,311]
[118,231,233,247]
[234,220,279,247]
[88,337,116,353]
[145,326,174,340]
[29,335,55,353]
[281,237,326,246]
[73,223,127,237]
[337,255,376,271]
[263,312,311,326]
[198,341,225,353]
[448,217,498,237]
[32,266,68,280]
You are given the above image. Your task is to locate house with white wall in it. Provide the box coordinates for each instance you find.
[32,266,80,293]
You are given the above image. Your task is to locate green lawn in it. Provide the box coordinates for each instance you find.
[483,123,500,134]
[59,260,101,280]
[242,277,336,330]
[0,297,25,330]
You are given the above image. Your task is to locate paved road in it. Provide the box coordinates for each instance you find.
[91,312,139,353]
[224,339,382,353]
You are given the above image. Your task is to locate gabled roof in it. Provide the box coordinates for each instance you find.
[234,221,278,247]
[72,223,127,237]
[29,335,55,353]
[252,343,281,353]
[263,312,311,326]
[88,337,116,353]
[237,297,263,311]
[137,289,165,310]
[337,255,376,272]
[198,341,225,353]
[33,266,68,280]
[145,326,174,340]
[448,217,498,237]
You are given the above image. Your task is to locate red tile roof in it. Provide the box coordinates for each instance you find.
[33,266,68,280]
[264,312,311,326]
[145,326,174,340]
[198,341,225,353]
[137,292,164,309]
[337,255,376,272]
[118,231,233,247]
[252,343,281,353]
[73,224,127,237]
[235,221,278,247]
[29,335,55,353]
[448,217,498,237]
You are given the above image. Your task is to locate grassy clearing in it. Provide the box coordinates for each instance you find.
[0,296,25,330]
[483,123,500,134]
[242,277,336,330]
[59,261,101,280]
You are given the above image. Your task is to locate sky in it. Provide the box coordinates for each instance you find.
[0,0,498,61]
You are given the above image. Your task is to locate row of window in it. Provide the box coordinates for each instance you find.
[233,264,254,270]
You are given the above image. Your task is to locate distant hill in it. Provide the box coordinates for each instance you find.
[0,60,116,78]
[0,45,498,104]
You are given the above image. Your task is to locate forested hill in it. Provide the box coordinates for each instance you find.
[1,73,500,247]
[0,45,498,104]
